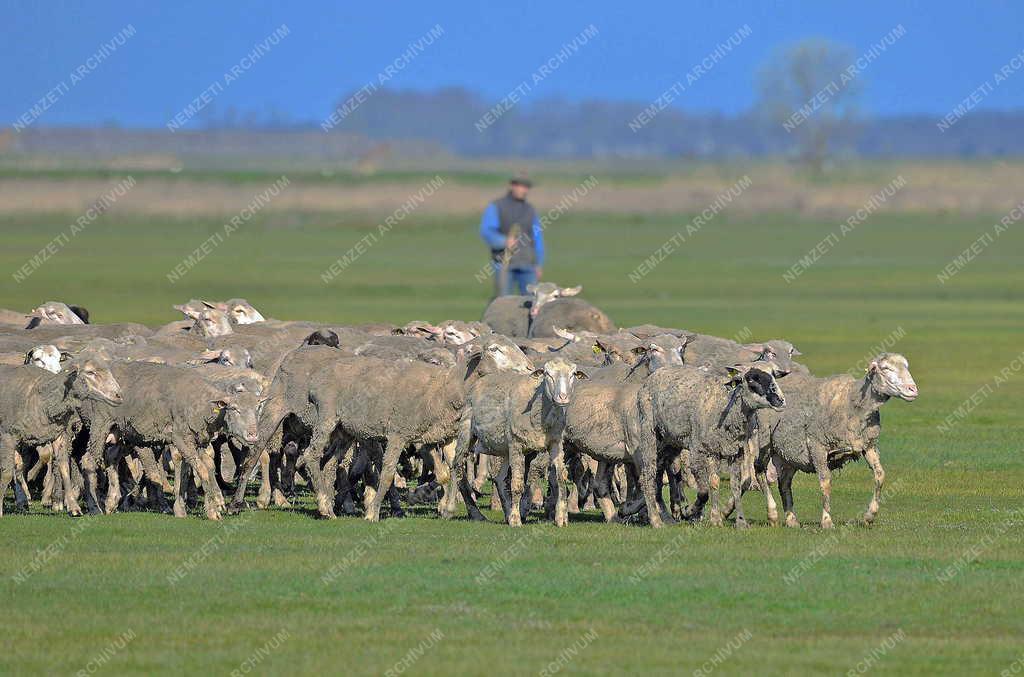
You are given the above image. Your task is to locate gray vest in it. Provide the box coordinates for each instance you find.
[493,192,537,268]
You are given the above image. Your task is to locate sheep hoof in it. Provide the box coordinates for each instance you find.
[364,512,379,523]
[173,501,187,518]
[206,509,222,521]
[784,513,800,528]
[863,511,876,526]
[767,510,780,526]
[709,512,724,527]
[820,515,834,529]
[272,490,291,508]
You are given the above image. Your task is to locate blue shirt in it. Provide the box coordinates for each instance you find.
[479,203,545,266]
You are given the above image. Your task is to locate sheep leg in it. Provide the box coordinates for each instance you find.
[230,424,282,513]
[280,440,299,496]
[302,424,338,519]
[172,454,188,518]
[76,446,102,515]
[593,461,618,522]
[255,450,272,509]
[667,452,687,520]
[777,461,799,528]
[728,457,749,529]
[52,434,82,516]
[810,444,833,529]
[26,452,47,483]
[0,434,17,517]
[41,460,54,507]
[680,451,708,522]
[862,447,885,525]
[707,456,723,526]
[472,452,489,494]
[365,435,405,522]
[493,459,513,519]
[135,446,168,509]
[547,440,568,527]
[334,442,358,516]
[758,463,779,526]
[630,442,664,528]
[174,435,219,520]
[430,444,451,488]
[202,445,226,512]
[507,446,525,527]
[13,451,30,511]
[268,448,291,508]
[567,462,580,514]
[445,416,477,519]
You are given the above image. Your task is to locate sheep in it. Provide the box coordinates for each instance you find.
[438,321,490,346]
[0,308,31,327]
[561,378,659,524]
[643,362,786,527]
[481,295,533,337]
[0,358,123,517]
[246,346,466,520]
[754,353,917,529]
[29,302,85,325]
[445,357,587,526]
[208,299,266,325]
[74,361,261,519]
[527,283,616,338]
[23,345,64,373]
[682,332,805,376]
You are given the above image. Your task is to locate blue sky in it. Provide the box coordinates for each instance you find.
[4,0,1023,128]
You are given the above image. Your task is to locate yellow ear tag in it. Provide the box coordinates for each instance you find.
[592,345,602,354]
[212,406,222,415]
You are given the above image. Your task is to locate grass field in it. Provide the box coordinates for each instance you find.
[1,190,1023,675]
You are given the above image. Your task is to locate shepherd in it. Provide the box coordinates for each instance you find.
[479,172,545,297]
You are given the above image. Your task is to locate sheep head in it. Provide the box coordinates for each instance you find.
[726,363,785,412]
[212,391,261,445]
[24,345,63,374]
[531,358,588,407]
[527,283,582,317]
[31,301,85,325]
[483,342,535,375]
[67,358,123,406]
[867,353,918,401]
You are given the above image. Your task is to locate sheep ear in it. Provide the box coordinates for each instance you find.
[531,368,544,379]
[559,285,582,296]
[174,304,201,320]
[593,340,609,354]
[724,364,747,384]
[391,328,406,335]
[631,346,649,355]
[574,370,589,380]
[867,360,879,375]
[790,347,802,356]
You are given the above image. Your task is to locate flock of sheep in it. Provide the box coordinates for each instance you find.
[0,284,918,529]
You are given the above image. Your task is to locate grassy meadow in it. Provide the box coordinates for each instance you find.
[0,172,1022,675]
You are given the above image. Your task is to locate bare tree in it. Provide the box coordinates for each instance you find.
[757,39,862,173]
